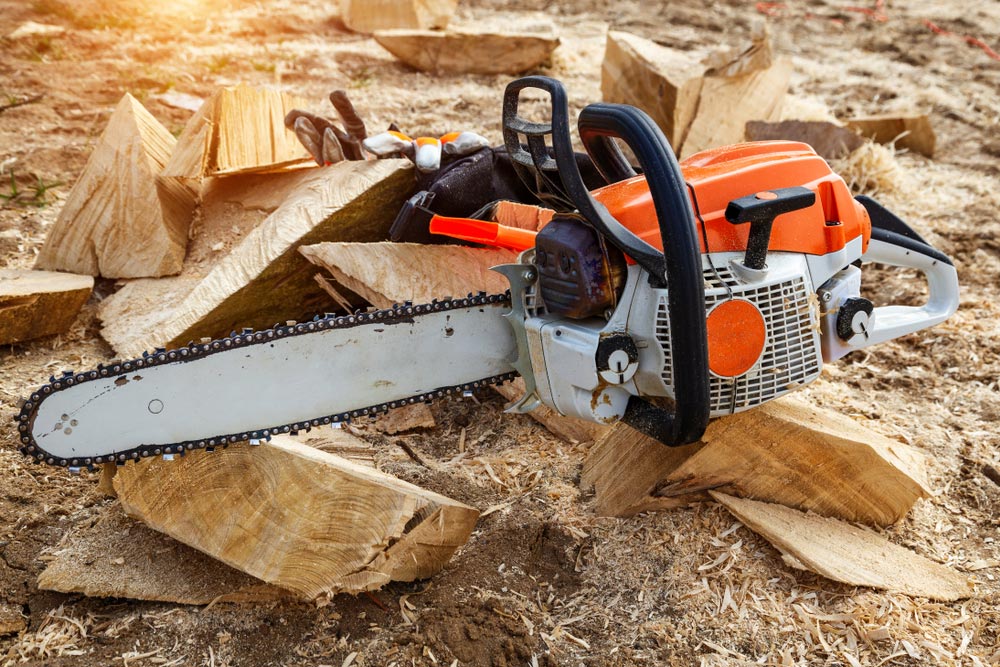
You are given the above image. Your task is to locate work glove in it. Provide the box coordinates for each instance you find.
[284,90,368,165]
[285,90,489,173]
[363,130,490,173]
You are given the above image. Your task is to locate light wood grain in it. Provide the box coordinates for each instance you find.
[114,435,479,599]
[845,114,935,157]
[38,503,289,605]
[35,94,195,278]
[374,26,559,75]
[601,31,705,152]
[340,0,458,33]
[681,56,793,157]
[98,159,414,357]
[0,269,93,345]
[602,31,792,157]
[299,242,515,309]
[161,84,311,182]
[711,491,972,601]
[582,395,930,525]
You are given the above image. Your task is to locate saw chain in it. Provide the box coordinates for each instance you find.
[15,292,516,471]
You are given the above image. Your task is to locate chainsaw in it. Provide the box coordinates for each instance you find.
[15,77,959,470]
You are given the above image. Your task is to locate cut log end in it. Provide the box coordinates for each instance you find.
[113,435,479,599]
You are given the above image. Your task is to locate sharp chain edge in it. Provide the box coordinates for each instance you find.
[14,292,516,470]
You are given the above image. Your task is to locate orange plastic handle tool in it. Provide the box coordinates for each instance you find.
[429,215,537,252]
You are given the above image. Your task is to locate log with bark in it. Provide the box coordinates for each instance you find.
[845,113,936,157]
[745,120,865,160]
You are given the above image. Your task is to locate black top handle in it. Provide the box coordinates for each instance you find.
[503,77,673,285]
[577,102,709,446]
[501,76,577,211]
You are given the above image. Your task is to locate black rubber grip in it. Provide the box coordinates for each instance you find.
[725,186,815,270]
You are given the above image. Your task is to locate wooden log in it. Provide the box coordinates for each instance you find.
[34,94,195,278]
[845,113,935,157]
[601,31,705,152]
[711,492,973,601]
[0,270,93,345]
[582,395,931,525]
[374,25,560,75]
[745,120,864,160]
[161,84,312,182]
[98,159,413,357]
[602,31,792,157]
[113,435,480,599]
[299,242,515,309]
[339,0,458,33]
[38,503,290,605]
[681,55,792,157]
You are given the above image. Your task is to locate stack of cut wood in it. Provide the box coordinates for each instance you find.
[31,85,494,603]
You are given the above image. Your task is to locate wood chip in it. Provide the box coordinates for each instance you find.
[711,491,974,601]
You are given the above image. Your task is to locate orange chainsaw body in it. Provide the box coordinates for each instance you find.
[591,141,872,258]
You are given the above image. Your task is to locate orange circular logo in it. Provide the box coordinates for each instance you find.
[706,299,767,378]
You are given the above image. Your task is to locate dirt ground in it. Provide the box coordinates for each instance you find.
[1,0,999,665]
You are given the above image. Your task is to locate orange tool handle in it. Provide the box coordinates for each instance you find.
[429,215,537,252]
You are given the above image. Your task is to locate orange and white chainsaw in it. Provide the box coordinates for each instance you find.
[15,77,959,470]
